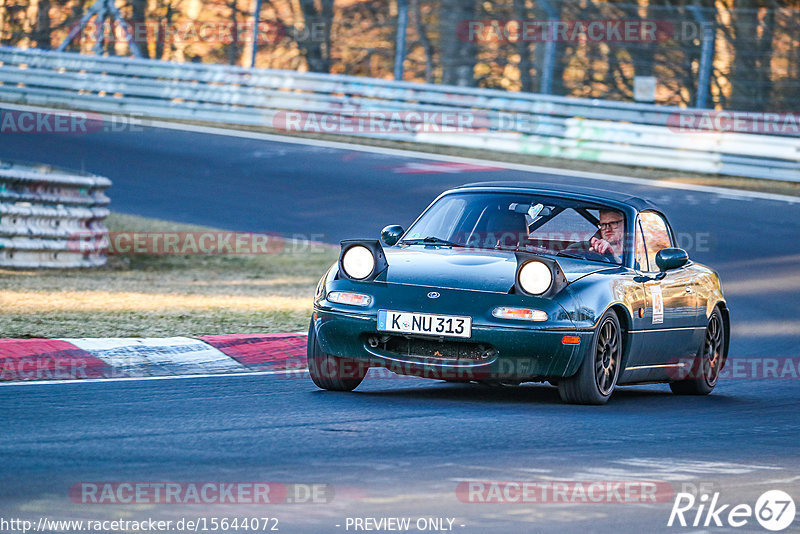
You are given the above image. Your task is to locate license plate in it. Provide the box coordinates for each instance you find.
[377,310,472,338]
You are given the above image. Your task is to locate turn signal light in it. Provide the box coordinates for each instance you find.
[492,307,548,321]
[561,336,581,345]
[327,291,373,307]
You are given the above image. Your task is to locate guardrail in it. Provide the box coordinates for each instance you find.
[0,46,798,182]
[0,159,111,268]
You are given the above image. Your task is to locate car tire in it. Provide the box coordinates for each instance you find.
[307,320,368,392]
[670,308,725,396]
[558,310,622,405]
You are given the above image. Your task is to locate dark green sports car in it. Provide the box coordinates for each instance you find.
[308,182,729,404]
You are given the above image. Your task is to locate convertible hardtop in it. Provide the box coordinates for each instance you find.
[453,182,661,213]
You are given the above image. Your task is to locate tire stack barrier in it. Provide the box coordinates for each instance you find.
[0,160,111,268]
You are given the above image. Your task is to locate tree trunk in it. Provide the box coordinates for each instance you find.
[34,0,52,49]
[129,0,149,57]
[297,0,334,73]
[227,0,241,66]
[410,0,433,83]
[154,1,177,60]
[513,0,533,92]
[549,1,568,96]
[730,0,773,111]
[0,4,5,46]
[439,0,476,86]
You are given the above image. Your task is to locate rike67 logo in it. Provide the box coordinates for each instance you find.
[668,490,796,531]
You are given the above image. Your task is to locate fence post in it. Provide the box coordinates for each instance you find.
[538,0,557,94]
[689,6,715,109]
[394,0,409,81]
[250,0,263,68]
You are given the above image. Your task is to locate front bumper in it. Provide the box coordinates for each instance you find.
[312,302,593,381]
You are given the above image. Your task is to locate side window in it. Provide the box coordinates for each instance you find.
[635,220,649,271]
[640,212,672,271]
[535,208,599,243]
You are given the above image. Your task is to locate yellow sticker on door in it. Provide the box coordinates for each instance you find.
[651,285,664,324]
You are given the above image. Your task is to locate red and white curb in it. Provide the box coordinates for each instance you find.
[0,334,308,382]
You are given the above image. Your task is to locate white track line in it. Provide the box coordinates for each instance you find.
[1,102,798,204]
[0,368,306,387]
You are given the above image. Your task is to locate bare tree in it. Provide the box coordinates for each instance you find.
[154,0,182,60]
[34,0,52,49]
[410,0,434,82]
[128,0,149,57]
[296,0,334,72]
[439,0,476,86]
[226,0,242,65]
[730,0,775,110]
[513,0,533,92]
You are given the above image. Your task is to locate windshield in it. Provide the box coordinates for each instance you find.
[401,192,626,265]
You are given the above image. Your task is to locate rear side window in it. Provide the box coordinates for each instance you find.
[640,212,672,271]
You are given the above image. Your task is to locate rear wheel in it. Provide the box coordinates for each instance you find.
[670,308,725,395]
[307,320,368,392]
[558,311,622,405]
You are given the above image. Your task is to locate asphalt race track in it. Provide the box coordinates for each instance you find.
[1,115,799,532]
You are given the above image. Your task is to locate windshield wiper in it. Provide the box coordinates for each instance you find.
[556,250,587,260]
[557,249,617,265]
[493,243,521,252]
[400,236,464,247]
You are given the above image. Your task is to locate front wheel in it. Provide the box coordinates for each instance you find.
[670,308,725,395]
[307,320,368,392]
[558,311,622,405]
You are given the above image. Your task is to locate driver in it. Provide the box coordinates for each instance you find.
[589,209,625,261]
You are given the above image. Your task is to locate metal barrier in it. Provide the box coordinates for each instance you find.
[0,160,111,268]
[0,46,798,182]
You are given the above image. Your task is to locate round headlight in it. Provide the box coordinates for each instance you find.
[518,261,553,295]
[342,245,376,280]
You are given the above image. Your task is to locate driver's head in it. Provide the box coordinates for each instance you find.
[598,209,625,247]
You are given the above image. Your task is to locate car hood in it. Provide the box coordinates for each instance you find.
[382,247,617,293]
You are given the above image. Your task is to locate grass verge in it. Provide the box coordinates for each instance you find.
[0,213,339,338]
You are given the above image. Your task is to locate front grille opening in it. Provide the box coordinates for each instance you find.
[366,334,496,361]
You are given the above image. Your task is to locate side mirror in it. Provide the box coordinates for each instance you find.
[655,248,689,272]
[381,225,404,246]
